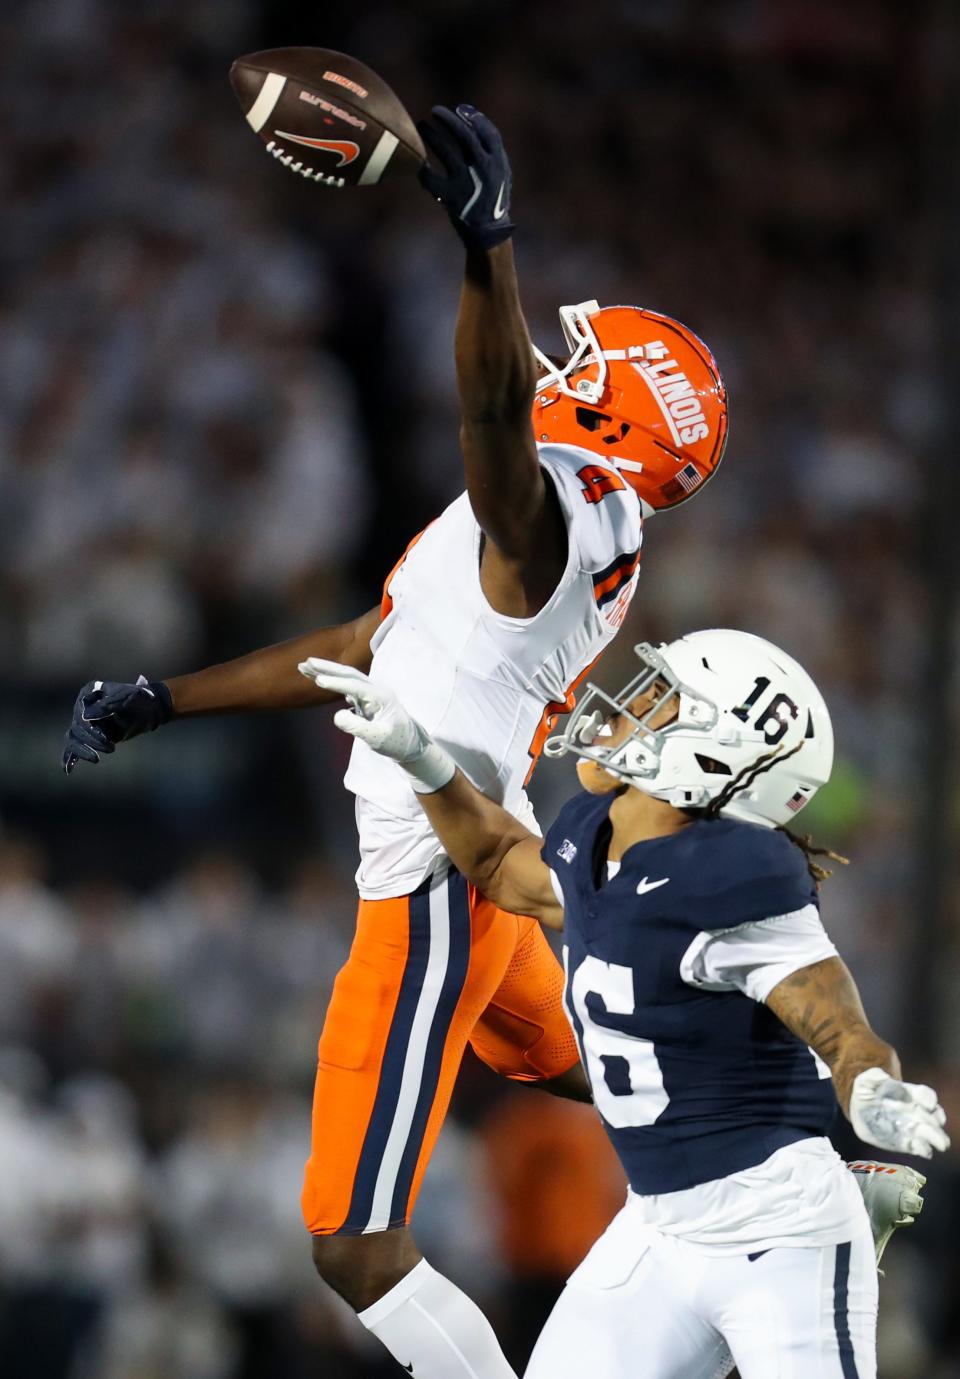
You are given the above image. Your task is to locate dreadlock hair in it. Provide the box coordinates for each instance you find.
[776,827,848,886]
[701,741,848,887]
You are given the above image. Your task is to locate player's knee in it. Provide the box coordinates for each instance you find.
[311,1234,367,1306]
[310,1230,420,1313]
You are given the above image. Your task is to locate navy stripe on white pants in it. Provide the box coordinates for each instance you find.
[525,1215,878,1379]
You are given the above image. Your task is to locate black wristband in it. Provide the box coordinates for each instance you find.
[150,681,175,725]
[452,219,515,254]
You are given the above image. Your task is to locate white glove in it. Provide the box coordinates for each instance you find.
[849,1067,950,1160]
[298,658,456,794]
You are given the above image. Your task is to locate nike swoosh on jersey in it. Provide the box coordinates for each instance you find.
[636,876,670,895]
[493,181,508,218]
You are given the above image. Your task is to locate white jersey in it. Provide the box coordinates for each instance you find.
[344,443,643,898]
[621,1136,865,1255]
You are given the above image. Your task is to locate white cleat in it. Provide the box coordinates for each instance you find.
[848,1160,926,1270]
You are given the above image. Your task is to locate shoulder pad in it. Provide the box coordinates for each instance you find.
[536,443,642,578]
[683,818,818,927]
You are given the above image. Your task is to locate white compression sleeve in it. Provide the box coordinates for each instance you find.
[358,1259,518,1379]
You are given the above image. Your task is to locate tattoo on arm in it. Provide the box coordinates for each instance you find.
[766,957,901,1117]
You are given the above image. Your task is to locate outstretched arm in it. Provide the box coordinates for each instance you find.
[767,957,949,1158]
[418,105,566,613]
[767,957,899,1112]
[166,605,381,715]
[63,605,380,772]
[300,659,563,929]
[455,241,545,555]
[406,768,563,928]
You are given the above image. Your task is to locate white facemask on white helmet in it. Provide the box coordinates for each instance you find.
[544,629,834,828]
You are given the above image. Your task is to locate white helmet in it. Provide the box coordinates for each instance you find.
[544,629,834,828]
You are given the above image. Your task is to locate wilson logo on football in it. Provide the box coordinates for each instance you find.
[323,69,369,99]
[273,132,360,165]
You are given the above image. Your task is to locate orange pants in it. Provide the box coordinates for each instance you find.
[301,863,579,1236]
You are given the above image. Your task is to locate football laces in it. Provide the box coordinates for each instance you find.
[265,140,346,188]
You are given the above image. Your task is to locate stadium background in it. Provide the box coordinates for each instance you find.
[1,0,958,1375]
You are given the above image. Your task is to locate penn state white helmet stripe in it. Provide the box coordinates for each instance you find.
[547,629,834,829]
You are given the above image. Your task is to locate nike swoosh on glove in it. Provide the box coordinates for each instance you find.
[62,675,173,773]
[417,104,515,252]
[849,1067,950,1159]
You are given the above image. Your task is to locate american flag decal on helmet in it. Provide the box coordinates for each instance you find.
[675,463,702,494]
[659,463,703,506]
[786,789,809,813]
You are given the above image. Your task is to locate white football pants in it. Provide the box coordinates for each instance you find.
[525,1213,877,1379]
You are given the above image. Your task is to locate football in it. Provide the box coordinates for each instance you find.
[229,47,425,189]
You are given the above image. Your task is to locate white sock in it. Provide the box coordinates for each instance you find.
[358,1258,518,1379]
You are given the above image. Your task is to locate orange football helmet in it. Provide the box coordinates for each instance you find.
[532,301,728,513]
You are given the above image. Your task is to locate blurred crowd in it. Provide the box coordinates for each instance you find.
[0,834,625,1379]
[1,0,958,1376]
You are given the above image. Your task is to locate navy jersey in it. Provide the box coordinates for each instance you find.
[544,791,837,1195]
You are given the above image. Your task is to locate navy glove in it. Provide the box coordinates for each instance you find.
[417,104,514,252]
[62,675,173,774]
